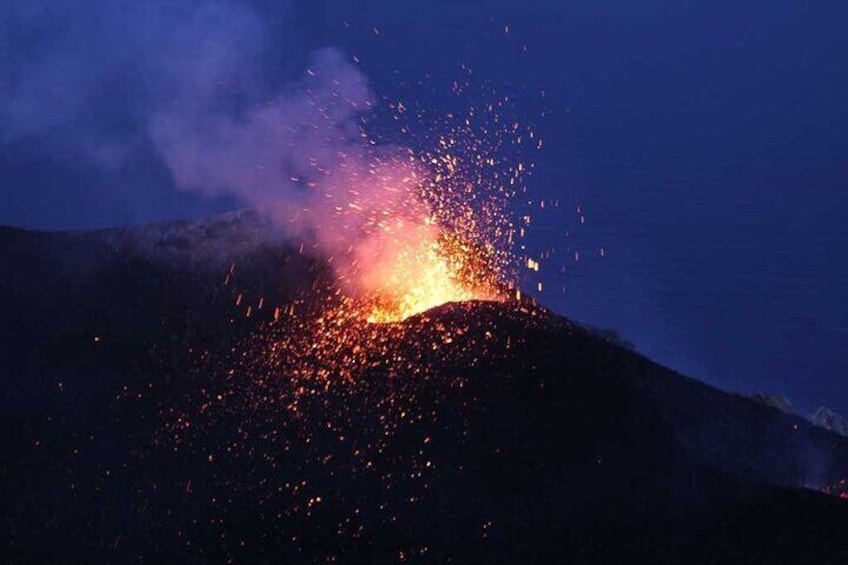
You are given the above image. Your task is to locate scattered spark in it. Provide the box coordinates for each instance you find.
[822,479,848,500]
[111,60,556,560]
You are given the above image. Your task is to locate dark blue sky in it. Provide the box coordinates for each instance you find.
[2,0,846,415]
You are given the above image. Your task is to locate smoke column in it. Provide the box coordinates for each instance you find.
[1,0,494,310]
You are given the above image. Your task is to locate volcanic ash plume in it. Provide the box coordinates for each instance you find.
[151,48,504,321]
[1,1,519,321]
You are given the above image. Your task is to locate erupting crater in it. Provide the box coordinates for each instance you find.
[361,235,506,324]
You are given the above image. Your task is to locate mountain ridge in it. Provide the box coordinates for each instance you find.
[2,214,847,563]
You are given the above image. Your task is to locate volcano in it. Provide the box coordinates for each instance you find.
[2,212,848,564]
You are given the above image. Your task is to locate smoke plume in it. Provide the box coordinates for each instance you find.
[1,0,482,306]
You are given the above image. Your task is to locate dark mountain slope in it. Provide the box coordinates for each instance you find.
[1,216,847,563]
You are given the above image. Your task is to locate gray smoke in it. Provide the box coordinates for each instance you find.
[2,1,278,163]
[1,0,449,299]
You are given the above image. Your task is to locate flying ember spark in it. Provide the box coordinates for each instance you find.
[137,53,545,559]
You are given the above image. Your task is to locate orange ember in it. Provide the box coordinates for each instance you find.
[823,478,848,500]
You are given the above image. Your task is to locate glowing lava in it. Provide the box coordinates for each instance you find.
[362,233,501,324]
[350,192,505,324]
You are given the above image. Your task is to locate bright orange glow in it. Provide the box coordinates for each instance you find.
[363,232,501,323]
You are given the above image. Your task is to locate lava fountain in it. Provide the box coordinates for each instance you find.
[350,176,507,324]
[284,110,526,325]
[360,230,500,324]
[154,49,535,323]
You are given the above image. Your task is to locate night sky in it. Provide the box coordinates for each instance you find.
[2,1,847,415]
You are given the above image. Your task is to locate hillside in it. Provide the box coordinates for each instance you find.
[2,214,847,563]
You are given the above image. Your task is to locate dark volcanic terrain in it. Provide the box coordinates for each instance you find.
[2,213,848,564]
